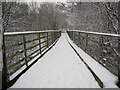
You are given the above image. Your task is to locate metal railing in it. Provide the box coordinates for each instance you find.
[67,30,120,76]
[3,30,61,84]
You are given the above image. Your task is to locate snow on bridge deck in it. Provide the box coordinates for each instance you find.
[11,33,118,88]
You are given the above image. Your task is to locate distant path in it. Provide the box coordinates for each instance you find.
[11,33,100,88]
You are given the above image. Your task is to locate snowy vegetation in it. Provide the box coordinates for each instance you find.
[2,1,120,88]
[2,2,65,77]
[2,2,66,32]
[65,2,119,76]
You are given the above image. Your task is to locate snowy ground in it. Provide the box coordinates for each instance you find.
[11,33,118,88]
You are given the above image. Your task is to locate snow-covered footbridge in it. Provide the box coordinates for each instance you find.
[3,30,120,89]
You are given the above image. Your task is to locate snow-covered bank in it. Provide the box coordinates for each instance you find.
[11,33,100,88]
[66,33,118,88]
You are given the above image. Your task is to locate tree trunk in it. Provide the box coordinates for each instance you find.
[1,2,8,89]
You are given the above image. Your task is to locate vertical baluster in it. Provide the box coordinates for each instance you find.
[55,32,56,41]
[50,32,52,45]
[47,32,49,48]
[23,35,28,67]
[99,35,104,65]
[85,34,88,52]
[51,32,52,44]
[72,31,74,41]
[54,32,55,42]
[59,31,61,37]
[51,32,53,44]
[74,32,76,43]
[56,32,58,41]
[58,31,59,39]
[79,32,81,47]
[38,33,41,54]
[76,32,79,46]
[55,32,57,40]
[58,32,59,39]
[70,31,72,39]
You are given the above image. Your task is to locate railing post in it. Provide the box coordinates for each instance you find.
[23,35,28,67]
[54,32,55,42]
[55,32,57,41]
[55,32,56,40]
[38,33,41,54]
[50,32,52,45]
[78,32,81,46]
[51,32,53,44]
[69,31,70,38]
[72,31,74,41]
[85,34,88,52]
[99,35,104,64]
[57,32,59,38]
[70,31,71,37]
[76,32,79,46]
[47,32,49,48]
[59,31,61,38]
[74,32,76,43]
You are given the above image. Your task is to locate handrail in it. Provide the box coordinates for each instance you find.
[4,30,61,36]
[67,30,119,76]
[67,30,120,37]
[4,30,61,85]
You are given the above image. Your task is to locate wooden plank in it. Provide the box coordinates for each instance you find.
[27,52,40,63]
[25,35,51,43]
[27,49,40,58]
[41,45,47,50]
[77,33,117,49]
[9,59,24,68]
[7,50,24,59]
[40,40,47,45]
[9,62,26,76]
[26,43,40,51]
[6,42,23,49]
[41,47,47,53]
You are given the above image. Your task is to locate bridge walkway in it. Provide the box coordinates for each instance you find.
[11,33,117,88]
